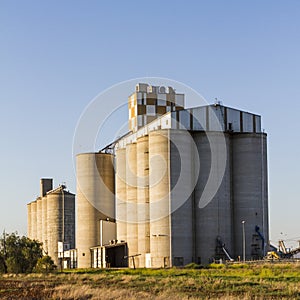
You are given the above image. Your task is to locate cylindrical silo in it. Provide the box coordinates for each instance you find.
[36,197,42,242]
[116,148,127,244]
[47,187,76,266]
[194,132,233,264]
[149,130,171,268]
[137,136,150,268]
[27,203,32,239]
[76,153,115,268]
[31,201,37,240]
[47,190,62,267]
[232,133,268,260]
[62,191,76,250]
[126,143,138,268]
[42,196,48,254]
[169,130,195,266]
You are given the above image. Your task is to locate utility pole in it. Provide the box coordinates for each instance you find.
[242,221,246,262]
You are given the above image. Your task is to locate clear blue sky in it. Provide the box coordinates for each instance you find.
[0,0,299,248]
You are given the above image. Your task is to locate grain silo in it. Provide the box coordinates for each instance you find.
[169,129,195,266]
[31,201,37,240]
[126,143,138,267]
[47,186,75,267]
[232,133,268,260]
[115,148,127,244]
[27,203,32,238]
[36,197,43,242]
[76,153,115,268]
[136,136,150,268]
[194,132,233,264]
[41,196,48,254]
[149,130,171,268]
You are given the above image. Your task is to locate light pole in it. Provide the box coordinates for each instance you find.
[242,220,246,262]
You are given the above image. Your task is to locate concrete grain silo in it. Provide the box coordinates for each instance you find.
[27,203,32,238]
[194,132,233,264]
[76,153,115,268]
[232,133,268,260]
[31,201,37,240]
[47,186,75,266]
[126,143,138,267]
[136,136,150,268]
[149,130,171,268]
[116,148,127,244]
[36,197,43,242]
[47,190,62,266]
[42,196,48,254]
[169,130,195,266]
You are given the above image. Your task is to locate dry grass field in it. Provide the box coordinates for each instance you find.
[0,262,300,299]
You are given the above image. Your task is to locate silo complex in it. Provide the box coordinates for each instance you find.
[27,83,269,268]
[76,153,115,268]
[27,179,75,267]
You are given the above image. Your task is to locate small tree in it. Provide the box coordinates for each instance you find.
[0,232,43,273]
[34,255,56,273]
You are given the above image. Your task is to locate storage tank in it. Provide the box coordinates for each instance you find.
[47,190,62,266]
[126,143,138,267]
[36,197,42,242]
[232,133,268,259]
[76,153,115,268]
[137,136,150,268]
[42,196,48,254]
[149,130,171,268]
[115,148,127,245]
[47,187,76,266]
[27,203,32,239]
[31,201,37,240]
[194,132,233,264]
[169,130,195,266]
